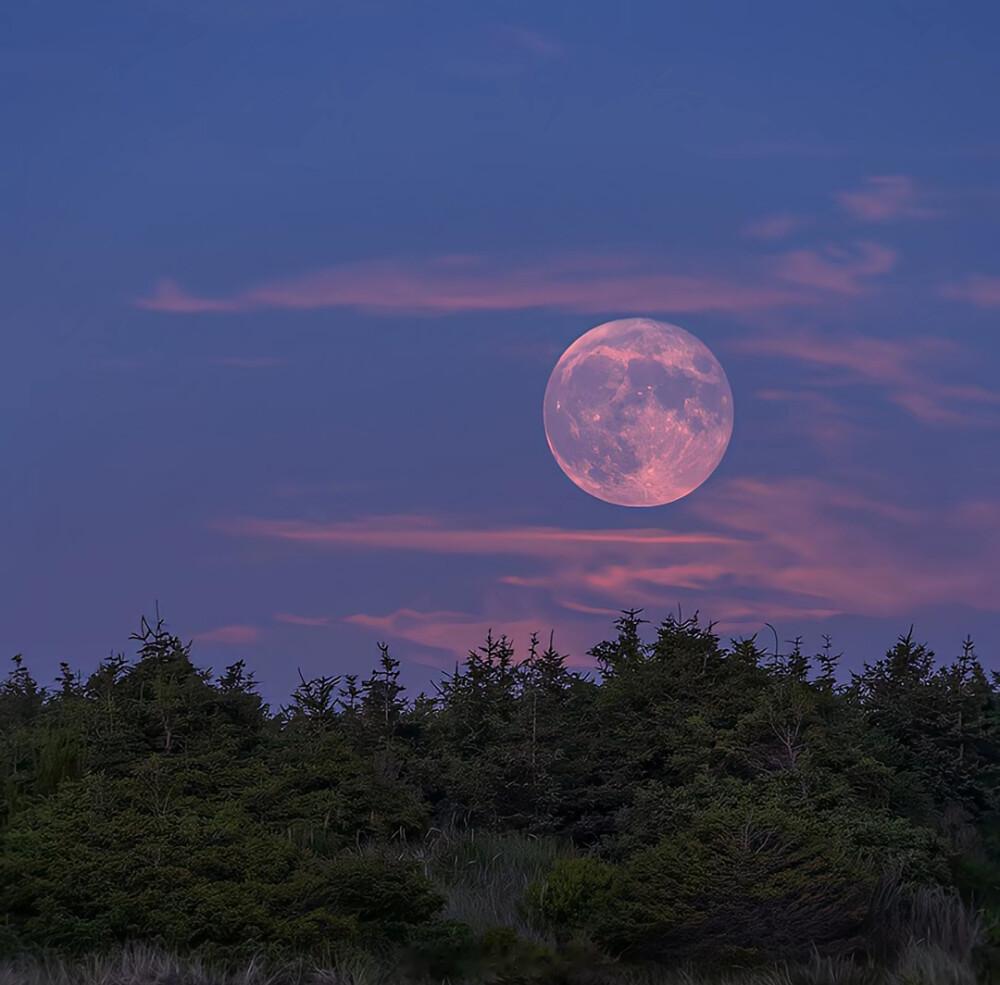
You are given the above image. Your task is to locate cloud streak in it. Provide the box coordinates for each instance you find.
[771,242,897,295]
[836,175,937,222]
[274,612,330,627]
[219,514,736,558]
[734,329,1000,426]
[742,213,806,241]
[137,246,897,318]
[344,608,595,665]
[222,477,1000,659]
[194,624,260,644]
[941,275,1000,308]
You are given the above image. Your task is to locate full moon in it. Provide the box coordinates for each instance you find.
[543,318,734,507]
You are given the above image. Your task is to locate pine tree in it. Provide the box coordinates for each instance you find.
[361,642,406,742]
[286,670,342,733]
[816,634,840,688]
[590,608,648,678]
[217,659,257,694]
[785,636,810,680]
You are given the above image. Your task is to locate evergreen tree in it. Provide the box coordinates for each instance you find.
[0,610,996,971]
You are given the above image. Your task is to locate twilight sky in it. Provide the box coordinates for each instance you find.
[4,1,1000,696]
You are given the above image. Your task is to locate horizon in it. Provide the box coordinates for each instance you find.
[6,603,991,707]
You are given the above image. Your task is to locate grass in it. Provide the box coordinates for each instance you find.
[349,826,568,939]
[0,940,986,985]
[416,827,566,937]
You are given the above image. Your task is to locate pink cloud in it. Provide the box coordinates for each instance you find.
[274,612,330,627]
[223,480,1000,648]
[219,514,736,559]
[194,624,260,644]
[742,213,805,241]
[941,275,1000,308]
[138,255,805,316]
[771,242,897,295]
[344,607,592,664]
[684,479,998,616]
[516,478,1000,623]
[836,175,936,222]
[139,279,241,313]
[735,329,1000,426]
[138,244,899,319]
[737,329,941,384]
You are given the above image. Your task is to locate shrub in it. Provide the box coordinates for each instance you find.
[0,773,442,959]
[595,803,874,963]
[524,857,619,935]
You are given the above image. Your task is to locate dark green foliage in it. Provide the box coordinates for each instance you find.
[0,617,441,960]
[524,856,619,935]
[0,609,997,978]
[400,919,479,978]
[0,766,440,958]
[597,801,874,962]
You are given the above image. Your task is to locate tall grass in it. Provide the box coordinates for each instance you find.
[0,940,984,985]
[351,826,568,938]
[0,944,284,985]
[0,945,399,985]
[866,878,983,970]
[418,828,566,936]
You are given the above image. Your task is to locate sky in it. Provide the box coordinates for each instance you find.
[3,0,1000,698]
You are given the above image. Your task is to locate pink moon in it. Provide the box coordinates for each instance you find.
[543,318,734,507]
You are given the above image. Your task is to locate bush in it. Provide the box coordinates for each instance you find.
[595,803,874,963]
[0,773,442,959]
[524,857,619,935]
[324,854,444,940]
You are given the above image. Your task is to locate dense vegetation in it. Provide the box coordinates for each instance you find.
[0,610,997,983]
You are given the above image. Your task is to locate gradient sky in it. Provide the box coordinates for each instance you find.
[4,1,1000,697]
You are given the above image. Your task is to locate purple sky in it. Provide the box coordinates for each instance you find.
[4,1,999,697]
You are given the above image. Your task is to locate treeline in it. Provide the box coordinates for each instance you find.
[0,611,998,977]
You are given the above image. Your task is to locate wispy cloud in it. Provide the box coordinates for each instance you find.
[684,479,998,616]
[531,479,1000,623]
[941,275,1000,308]
[770,242,897,295]
[735,329,1000,427]
[742,213,806,242]
[137,257,801,316]
[222,479,1000,652]
[219,514,736,558]
[836,175,937,222]
[137,245,897,318]
[139,279,239,313]
[194,624,260,644]
[273,612,330,627]
[344,608,594,665]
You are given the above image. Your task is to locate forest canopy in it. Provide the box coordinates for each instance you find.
[0,611,997,980]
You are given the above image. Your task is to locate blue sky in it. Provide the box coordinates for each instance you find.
[3,1,999,697]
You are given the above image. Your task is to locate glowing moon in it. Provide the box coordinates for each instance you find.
[543,318,734,507]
